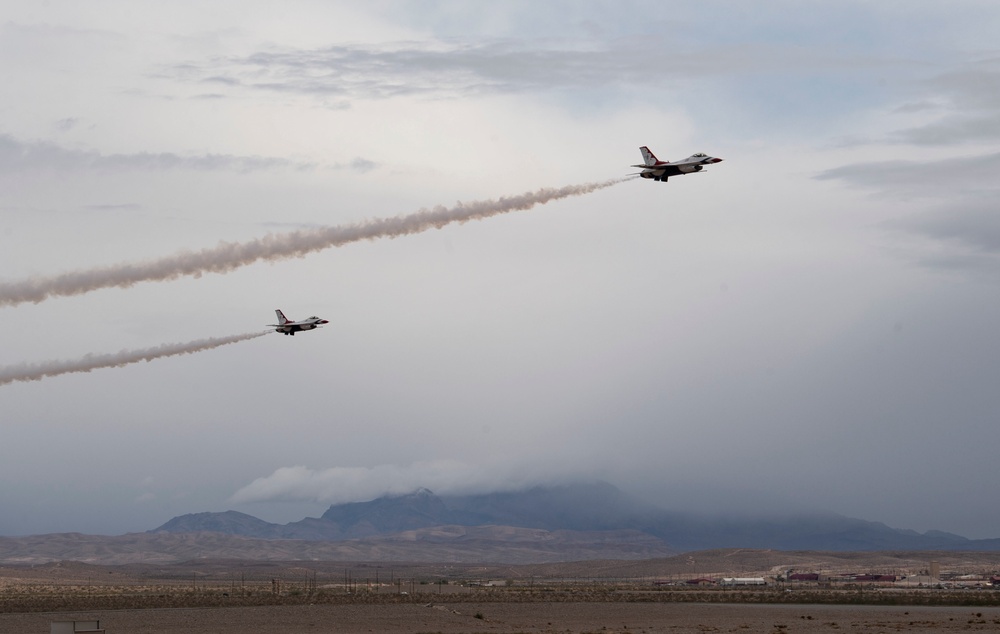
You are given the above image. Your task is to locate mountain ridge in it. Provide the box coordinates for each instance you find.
[5,482,1000,565]
[151,482,1000,553]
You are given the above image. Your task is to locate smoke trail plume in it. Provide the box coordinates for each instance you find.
[0,331,270,386]
[0,179,626,307]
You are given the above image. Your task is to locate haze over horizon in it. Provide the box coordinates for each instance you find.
[3,1,1000,540]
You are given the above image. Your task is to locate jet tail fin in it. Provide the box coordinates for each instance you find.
[639,146,665,166]
[274,309,289,325]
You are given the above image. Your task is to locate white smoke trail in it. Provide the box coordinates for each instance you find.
[0,331,270,386]
[0,179,627,307]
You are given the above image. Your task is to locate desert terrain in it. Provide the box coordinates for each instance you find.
[2,551,1000,633]
[3,602,1000,634]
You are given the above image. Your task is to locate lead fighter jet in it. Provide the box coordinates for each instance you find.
[268,309,329,336]
[631,146,723,182]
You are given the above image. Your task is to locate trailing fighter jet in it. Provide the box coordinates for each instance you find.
[631,146,723,182]
[268,309,329,336]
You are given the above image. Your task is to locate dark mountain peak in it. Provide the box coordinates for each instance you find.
[319,488,449,536]
[386,487,437,502]
[151,510,279,537]
[443,480,647,530]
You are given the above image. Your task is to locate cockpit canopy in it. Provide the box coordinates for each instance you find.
[692,152,707,157]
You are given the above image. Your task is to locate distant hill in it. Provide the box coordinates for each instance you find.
[155,511,286,538]
[150,481,1000,554]
[0,525,673,566]
[4,482,1000,565]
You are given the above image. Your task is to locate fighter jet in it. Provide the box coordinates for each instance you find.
[631,146,723,182]
[268,309,329,336]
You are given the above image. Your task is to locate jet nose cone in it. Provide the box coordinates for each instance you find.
[319,319,329,324]
[711,157,723,163]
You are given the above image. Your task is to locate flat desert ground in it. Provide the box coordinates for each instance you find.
[2,602,1000,633]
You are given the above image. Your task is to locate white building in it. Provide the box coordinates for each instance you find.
[720,577,767,586]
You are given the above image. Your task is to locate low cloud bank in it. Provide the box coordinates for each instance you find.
[229,460,594,506]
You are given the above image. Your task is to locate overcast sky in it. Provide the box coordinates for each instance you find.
[2,1,1000,540]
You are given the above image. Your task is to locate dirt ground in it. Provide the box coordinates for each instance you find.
[3,602,1000,633]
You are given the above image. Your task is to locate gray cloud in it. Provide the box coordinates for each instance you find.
[0,134,315,174]
[890,63,1000,145]
[884,202,1000,279]
[54,117,79,132]
[928,64,1000,109]
[820,152,1000,278]
[892,112,1000,146]
[168,39,901,101]
[83,203,142,212]
[891,203,1000,254]
[230,460,588,506]
[815,151,1000,197]
[892,100,942,114]
[347,157,377,172]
